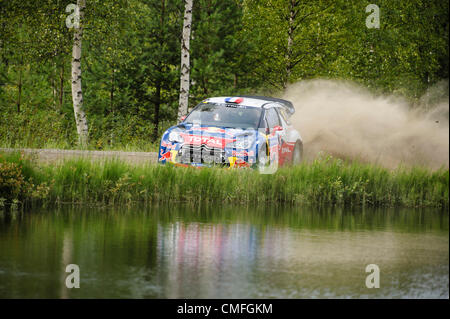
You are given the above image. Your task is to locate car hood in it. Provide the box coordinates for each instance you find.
[169,124,258,149]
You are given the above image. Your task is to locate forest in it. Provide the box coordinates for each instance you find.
[0,0,448,150]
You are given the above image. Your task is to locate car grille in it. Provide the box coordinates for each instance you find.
[179,145,227,164]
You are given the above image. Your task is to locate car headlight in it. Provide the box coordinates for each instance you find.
[228,135,254,149]
[168,131,184,143]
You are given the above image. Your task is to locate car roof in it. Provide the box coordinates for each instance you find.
[204,96,278,108]
[203,96,295,115]
[204,96,265,107]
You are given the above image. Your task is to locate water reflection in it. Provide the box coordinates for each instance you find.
[0,205,448,298]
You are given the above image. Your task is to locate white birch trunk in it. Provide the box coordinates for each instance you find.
[71,0,89,147]
[284,0,295,89]
[178,0,193,121]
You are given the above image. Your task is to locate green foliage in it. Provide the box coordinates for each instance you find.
[0,152,50,204]
[325,0,449,97]
[0,0,448,148]
[189,0,257,101]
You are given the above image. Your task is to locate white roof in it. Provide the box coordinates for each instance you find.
[204,96,273,108]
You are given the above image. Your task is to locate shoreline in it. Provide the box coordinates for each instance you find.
[1,151,448,209]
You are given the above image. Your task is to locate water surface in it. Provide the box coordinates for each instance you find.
[0,205,448,298]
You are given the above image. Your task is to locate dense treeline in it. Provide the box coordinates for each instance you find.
[0,0,448,150]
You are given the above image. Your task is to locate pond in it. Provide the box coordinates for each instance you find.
[0,205,448,298]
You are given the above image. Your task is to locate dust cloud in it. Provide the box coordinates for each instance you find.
[282,79,449,169]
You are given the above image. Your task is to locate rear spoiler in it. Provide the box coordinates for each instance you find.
[240,95,295,117]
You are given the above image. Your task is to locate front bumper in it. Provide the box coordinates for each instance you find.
[160,144,255,168]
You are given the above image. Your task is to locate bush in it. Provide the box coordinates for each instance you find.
[0,153,50,205]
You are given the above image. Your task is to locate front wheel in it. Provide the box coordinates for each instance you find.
[292,141,303,165]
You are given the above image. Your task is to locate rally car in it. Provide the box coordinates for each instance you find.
[158,96,303,172]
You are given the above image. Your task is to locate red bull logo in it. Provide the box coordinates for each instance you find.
[159,150,171,161]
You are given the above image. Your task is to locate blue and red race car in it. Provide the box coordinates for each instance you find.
[158,96,303,173]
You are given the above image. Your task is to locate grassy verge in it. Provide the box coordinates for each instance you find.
[0,151,448,209]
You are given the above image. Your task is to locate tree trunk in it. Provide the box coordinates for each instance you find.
[152,0,165,141]
[52,64,57,109]
[154,81,161,141]
[284,0,296,89]
[177,0,193,122]
[59,63,64,112]
[110,67,115,114]
[71,0,89,147]
[17,64,22,113]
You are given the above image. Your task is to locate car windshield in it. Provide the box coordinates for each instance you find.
[184,103,262,129]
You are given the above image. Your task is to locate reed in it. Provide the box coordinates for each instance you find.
[0,152,448,208]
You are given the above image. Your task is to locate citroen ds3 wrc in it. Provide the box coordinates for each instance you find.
[158,96,303,173]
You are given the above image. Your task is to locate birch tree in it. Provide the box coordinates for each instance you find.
[178,0,193,121]
[284,0,297,89]
[71,0,89,147]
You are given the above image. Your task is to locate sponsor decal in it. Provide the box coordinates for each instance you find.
[160,150,178,162]
[181,133,235,148]
[280,142,295,154]
[193,127,226,134]
[228,157,250,168]
[159,150,171,161]
[161,140,177,149]
[235,158,250,168]
[228,157,237,168]
[225,97,243,104]
[170,150,178,162]
[231,150,255,157]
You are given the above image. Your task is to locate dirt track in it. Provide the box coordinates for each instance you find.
[0,148,159,164]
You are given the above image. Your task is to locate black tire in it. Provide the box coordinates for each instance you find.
[292,140,303,165]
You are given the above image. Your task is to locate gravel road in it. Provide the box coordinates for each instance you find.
[0,148,159,164]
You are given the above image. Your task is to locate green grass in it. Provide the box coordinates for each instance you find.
[0,151,448,208]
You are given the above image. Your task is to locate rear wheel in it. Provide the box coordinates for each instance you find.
[292,141,303,165]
